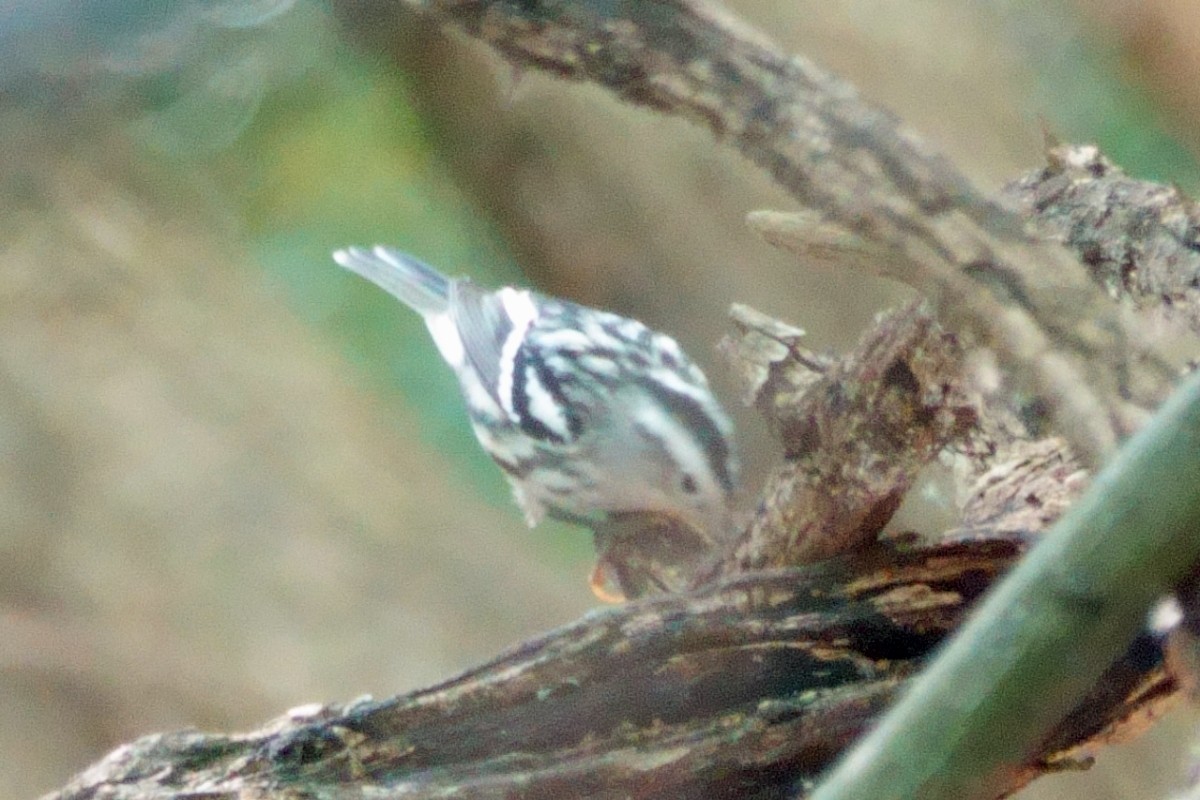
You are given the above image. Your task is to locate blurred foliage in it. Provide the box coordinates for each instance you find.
[987,0,1200,189]
[231,53,594,559]
[236,62,531,511]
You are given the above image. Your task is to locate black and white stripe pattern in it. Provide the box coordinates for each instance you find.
[511,301,736,490]
[334,245,739,537]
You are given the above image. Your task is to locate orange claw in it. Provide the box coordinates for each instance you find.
[589,561,626,604]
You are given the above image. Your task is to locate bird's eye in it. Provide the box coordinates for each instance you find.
[680,474,698,494]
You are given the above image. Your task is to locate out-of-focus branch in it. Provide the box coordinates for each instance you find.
[393,0,1182,468]
[1002,142,1200,337]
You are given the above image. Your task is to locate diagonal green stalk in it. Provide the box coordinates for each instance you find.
[809,367,1200,800]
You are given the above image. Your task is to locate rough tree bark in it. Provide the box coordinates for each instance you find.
[45,2,1200,799]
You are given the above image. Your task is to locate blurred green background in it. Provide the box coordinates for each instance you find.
[2,1,1199,797]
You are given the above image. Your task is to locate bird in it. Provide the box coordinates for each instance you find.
[333,246,738,600]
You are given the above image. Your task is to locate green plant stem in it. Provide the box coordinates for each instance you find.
[809,368,1200,800]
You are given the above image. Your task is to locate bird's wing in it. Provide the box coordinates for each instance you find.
[449,280,515,405]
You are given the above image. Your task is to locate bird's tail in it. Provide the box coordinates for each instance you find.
[333,246,451,316]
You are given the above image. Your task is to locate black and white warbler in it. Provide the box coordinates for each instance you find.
[333,246,739,592]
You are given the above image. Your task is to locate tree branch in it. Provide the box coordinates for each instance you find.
[47,534,1177,800]
[400,0,1183,467]
[810,365,1200,800]
[708,300,974,574]
[1001,142,1200,337]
